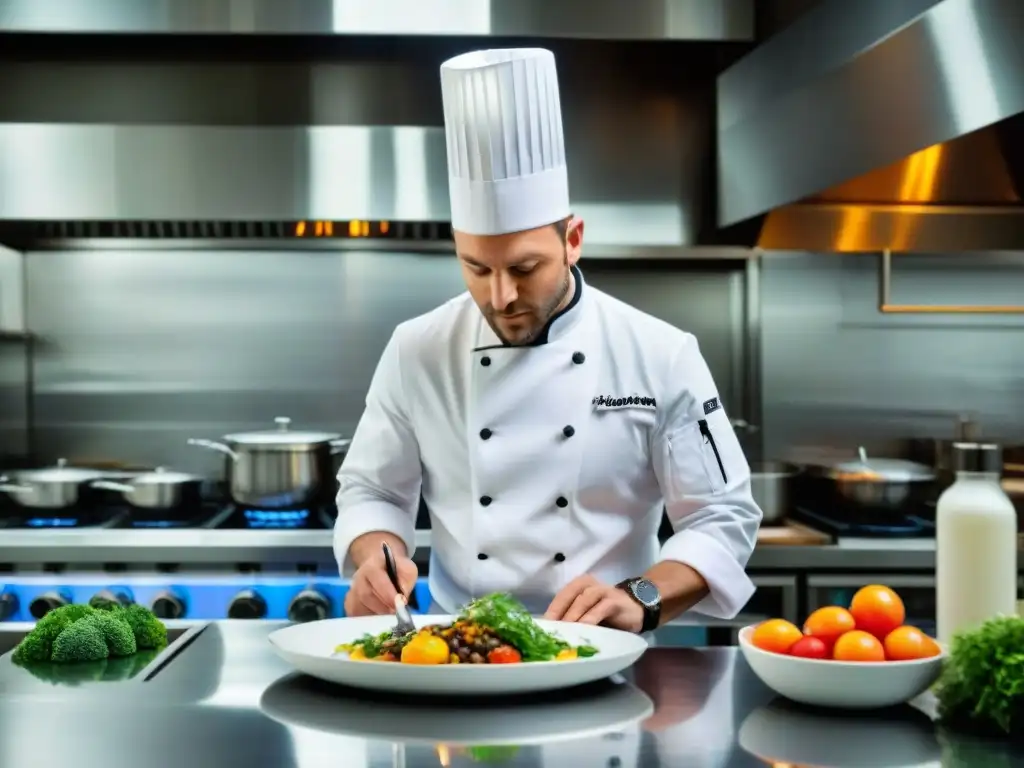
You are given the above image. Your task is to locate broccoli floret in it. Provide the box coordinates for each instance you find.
[121,604,167,650]
[84,611,137,657]
[51,618,109,663]
[88,595,123,612]
[12,604,96,665]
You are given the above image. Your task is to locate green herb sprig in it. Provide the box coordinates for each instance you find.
[935,615,1024,739]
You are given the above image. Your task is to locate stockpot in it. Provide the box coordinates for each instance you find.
[187,417,350,508]
[0,458,110,508]
[92,467,205,510]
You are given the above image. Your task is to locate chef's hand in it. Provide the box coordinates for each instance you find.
[343,548,418,617]
[544,574,644,633]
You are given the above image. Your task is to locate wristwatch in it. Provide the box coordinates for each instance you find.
[616,577,661,633]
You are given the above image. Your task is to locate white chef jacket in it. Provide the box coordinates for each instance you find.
[334,267,762,618]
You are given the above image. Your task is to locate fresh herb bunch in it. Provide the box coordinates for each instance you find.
[460,593,597,662]
[935,615,1024,739]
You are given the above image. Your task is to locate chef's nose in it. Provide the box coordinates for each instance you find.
[489,272,518,312]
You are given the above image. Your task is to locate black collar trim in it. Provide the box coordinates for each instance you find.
[473,265,583,352]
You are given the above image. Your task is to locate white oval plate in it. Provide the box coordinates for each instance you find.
[260,673,654,745]
[267,614,649,696]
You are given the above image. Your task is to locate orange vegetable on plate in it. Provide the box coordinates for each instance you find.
[751,619,803,654]
[803,606,857,651]
[849,584,905,640]
[883,625,941,661]
[832,630,886,662]
[400,634,450,665]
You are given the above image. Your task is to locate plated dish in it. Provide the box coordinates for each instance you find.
[267,593,648,695]
[336,593,598,664]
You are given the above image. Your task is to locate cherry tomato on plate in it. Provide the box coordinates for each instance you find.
[789,635,829,659]
[487,645,522,664]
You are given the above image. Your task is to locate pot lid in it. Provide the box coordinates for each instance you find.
[132,467,203,485]
[223,417,342,446]
[18,458,109,483]
[829,447,936,482]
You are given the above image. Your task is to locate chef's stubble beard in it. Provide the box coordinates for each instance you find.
[489,253,572,346]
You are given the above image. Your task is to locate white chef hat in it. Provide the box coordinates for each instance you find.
[440,48,570,236]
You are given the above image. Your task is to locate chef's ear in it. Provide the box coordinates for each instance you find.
[565,215,584,264]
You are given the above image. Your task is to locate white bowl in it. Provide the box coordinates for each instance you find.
[738,625,946,709]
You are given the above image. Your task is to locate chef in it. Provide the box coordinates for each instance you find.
[334,47,762,633]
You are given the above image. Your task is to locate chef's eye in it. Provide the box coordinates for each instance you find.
[511,265,535,275]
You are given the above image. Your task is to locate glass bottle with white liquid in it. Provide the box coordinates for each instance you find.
[936,442,1018,646]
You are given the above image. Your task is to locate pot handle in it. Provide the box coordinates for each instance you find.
[91,480,135,493]
[330,438,351,455]
[0,476,33,493]
[186,438,239,460]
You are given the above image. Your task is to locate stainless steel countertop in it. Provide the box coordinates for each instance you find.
[0,620,1013,767]
[0,528,966,570]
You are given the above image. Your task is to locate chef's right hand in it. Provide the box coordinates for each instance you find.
[343,547,419,617]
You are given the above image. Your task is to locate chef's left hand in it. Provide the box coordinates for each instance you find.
[544,574,644,633]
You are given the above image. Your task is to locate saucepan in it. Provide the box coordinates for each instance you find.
[804,447,937,513]
[748,462,799,524]
[0,458,112,509]
[187,417,351,508]
[91,467,206,510]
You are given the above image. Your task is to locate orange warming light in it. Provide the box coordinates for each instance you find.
[380,221,390,234]
[348,220,361,237]
[295,221,307,237]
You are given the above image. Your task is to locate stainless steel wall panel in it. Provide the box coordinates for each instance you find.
[0,125,451,223]
[0,245,28,459]
[0,0,754,40]
[26,250,746,471]
[759,252,1024,460]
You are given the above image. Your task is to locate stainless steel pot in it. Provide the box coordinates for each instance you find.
[810,447,937,511]
[91,467,205,509]
[0,458,110,508]
[749,461,798,524]
[187,416,351,508]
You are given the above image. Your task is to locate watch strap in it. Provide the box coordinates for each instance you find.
[616,578,661,633]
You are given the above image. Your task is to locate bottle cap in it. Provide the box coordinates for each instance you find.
[951,442,1002,474]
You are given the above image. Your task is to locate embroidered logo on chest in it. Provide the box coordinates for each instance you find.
[592,394,657,411]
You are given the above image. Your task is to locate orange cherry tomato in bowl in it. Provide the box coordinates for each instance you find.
[751,619,804,654]
[803,606,857,651]
[883,626,941,661]
[849,585,905,640]
[487,645,522,664]
[833,630,886,662]
[789,635,829,659]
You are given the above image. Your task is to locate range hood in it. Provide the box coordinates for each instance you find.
[0,0,753,40]
[718,0,1024,252]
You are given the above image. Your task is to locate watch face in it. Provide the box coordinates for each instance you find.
[632,579,660,607]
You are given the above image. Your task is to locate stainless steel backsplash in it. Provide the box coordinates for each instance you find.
[24,249,747,476]
[760,252,1024,461]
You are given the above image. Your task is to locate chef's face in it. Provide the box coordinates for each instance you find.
[455,216,584,346]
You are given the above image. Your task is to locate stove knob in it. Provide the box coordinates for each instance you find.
[0,592,18,621]
[90,589,133,609]
[150,591,186,620]
[227,590,267,620]
[287,589,331,623]
[29,591,68,620]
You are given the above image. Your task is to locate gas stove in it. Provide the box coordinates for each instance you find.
[0,499,337,531]
[0,495,424,625]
